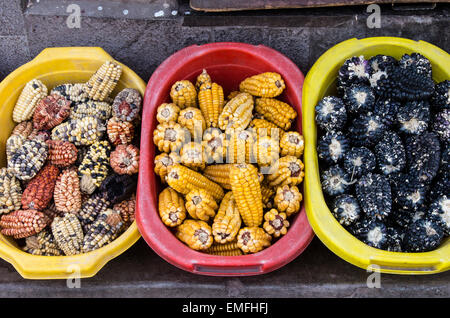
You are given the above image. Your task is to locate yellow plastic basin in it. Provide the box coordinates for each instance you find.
[303,37,450,275]
[0,47,144,279]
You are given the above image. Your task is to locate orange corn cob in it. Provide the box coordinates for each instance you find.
[239,72,285,98]
[280,131,304,158]
[198,82,225,128]
[255,98,297,130]
[154,152,181,183]
[261,183,275,209]
[252,135,280,167]
[176,219,213,250]
[158,187,186,227]
[185,188,218,222]
[153,121,188,153]
[274,184,302,217]
[267,156,305,187]
[249,118,284,139]
[204,241,242,256]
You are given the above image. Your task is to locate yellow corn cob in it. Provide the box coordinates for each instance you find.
[176,219,213,250]
[239,72,285,98]
[198,82,225,128]
[252,136,280,167]
[218,93,253,131]
[280,131,304,158]
[195,69,212,90]
[153,121,188,153]
[170,80,197,109]
[212,192,241,243]
[261,183,275,209]
[156,103,180,124]
[230,164,263,227]
[227,91,240,101]
[13,79,48,123]
[158,187,186,227]
[267,156,305,187]
[154,152,181,183]
[203,164,233,190]
[166,164,224,201]
[237,227,271,254]
[204,241,242,256]
[255,98,297,130]
[202,128,227,164]
[226,129,256,164]
[177,107,206,139]
[84,61,122,101]
[249,118,284,139]
[185,188,218,221]
[180,142,206,171]
[263,209,290,238]
[274,184,302,217]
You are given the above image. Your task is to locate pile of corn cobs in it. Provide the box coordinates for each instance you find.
[154,70,305,255]
[0,60,140,256]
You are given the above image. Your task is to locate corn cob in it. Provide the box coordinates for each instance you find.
[153,121,188,153]
[280,131,304,158]
[158,187,186,227]
[12,79,48,123]
[203,164,234,190]
[107,117,135,146]
[110,144,140,175]
[33,94,71,130]
[78,140,111,194]
[226,129,256,164]
[198,82,225,128]
[212,192,241,243]
[156,103,180,124]
[230,164,263,227]
[100,174,137,205]
[204,241,242,256]
[237,227,272,254]
[249,117,284,139]
[263,209,289,238]
[51,213,84,256]
[195,69,212,90]
[84,61,122,101]
[274,184,302,217]
[21,164,59,210]
[11,121,34,139]
[267,156,305,188]
[51,83,89,103]
[23,229,63,256]
[185,188,218,222]
[255,98,297,130]
[166,164,224,201]
[252,136,280,166]
[82,209,124,252]
[54,167,82,214]
[180,142,206,171]
[201,128,225,164]
[206,249,243,256]
[218,93,253,131]
[261,183,275,209]
[77,192,111,232]
[51,116,104,146]
[170,80,197,109]
[154,152,181,183]
[46,140,78,167]
[227,91,240,101]
[0,210,50,239]
[178,107,206,139]
[175,219,213,250]
[113,194,136,226]
[6,134,25,163]
[239,72,285,98]
[8,138,48,181]
[0,168,22,214]
[70,100,112,122]
[112,88,142,122]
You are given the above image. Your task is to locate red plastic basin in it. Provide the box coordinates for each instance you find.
[136,42,314,276]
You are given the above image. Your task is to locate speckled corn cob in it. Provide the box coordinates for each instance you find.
[156,103,180,124]
[113,194,135,226]
[84,61,122,101]
[267,156,305,187]
[205,241,242,256]
[252,136,280,166]
[6,135,25,163]
[196,69,212,90]
[198,82,224,128]
[51,116,104,146]
[226,129,256,164]
[51,213,84,256]
[230,164,263,227]
[263,209,289,238]
[8,138,48,181]
[212,192,241,244]
[154,152,180,183]
[255,98,297,130]
[218,93,253,131]
[46,140,78,167]
[153,121,188,153]
[166,164,224,201]
[237,227,271,254]
[82,209,123,252]
[239,72,285,98]
[11,121,34,139]
[203,164,234,190]
[202,128,227,164]
[33,94,71,130]
[180,142,206,171]
[13,79,48,123]
[175,219,213,250]
[107,117,135,146]
[261,183,275,209]
[23,229,63,256]
[0,209,50,239]
[77,192,110,232]
[185,188,218,222]
[249,118,284,139]
[280,131,304,158]
[178,107,206,139]
[78,140,111,194]
[51,83,89,103]
[110,144,139,175]
[0,168,22,214]
[170,80,197,109]
[112,88,142,122]
[54,167,82,214]
[158,187,186,227]
[70,101,112,122]
[274,184,302,217]
[21,164,59,210]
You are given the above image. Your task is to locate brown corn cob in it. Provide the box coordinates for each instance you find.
[13,79,48,123]
[54,167,82,214]
[0,209,50,239]
[267,156,305,187]
[252,136,280,167]
[84,61,122,101]
[249,118,284,139]
[154,152,181,183]
[11,121,33,139]
[203,164,234,190]
[51,116,104,146]
[21,163,59,211]
[226,129,256,164]
[255,98,297,130]
[263,209,289,238]
[112,88,142,122]
[198,82,224,128]
[50,83,89,103]
[239,72,285,98]
[70,100,112,122]
[33,94,71,130]
[229,164,263,227]
[158,187,186,227]
[153,121,188,153]
[156,103,180,124]
[0,168,22,214]
[185,188,218,222]
[261,183,275,209]
[237,227,272,254]
[107,117,135,146]
[204,241,242,256]
[212,192,241,244]
[180,142,206,171]
[218,92,253,131]
[78,140,111,194]
[113,194,136,226]
[175,219,213,250]
[51,213,84,256]
[110,144,140,175]
[280,131,304,158]
[170,80,197,109]
[177,107,206,139]
[166,164,224,201]
[202,128,227,164]
[46,140,78,167]
[23,229,63,256]
[8,138,48,181]
[77,192,111,232]
[82,209,124,252]
[195,69,212,90]
[274,184,302,217]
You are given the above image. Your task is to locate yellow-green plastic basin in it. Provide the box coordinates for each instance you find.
[303,37,450,275]
[0,47,144,279]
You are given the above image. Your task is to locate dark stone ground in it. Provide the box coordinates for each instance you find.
[0,0,448,297]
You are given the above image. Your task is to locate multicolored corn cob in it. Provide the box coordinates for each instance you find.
[113,194,136,227]
[50,83,89,103]
[51,213,84,256]
[77,192,110,232]
[107,117,135,146]
[11,121,33,139]
[33,94,71,130]
[54,167,82,214]
[70,100,112,122]
[8,138,48,181]
[82,209,124,252]
[84,61,122,101]
[110,144,139,175]
[112,88,142,122]
[0,209,50,239]
[51,116,104,146]
[78,140,111,194]
[0,168,22,214]
[13,79,48,123]
[23,229,63,256]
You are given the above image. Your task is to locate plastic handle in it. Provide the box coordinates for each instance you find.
[31,47,113,64]
[368,255,443,274]
[194,264,263,275]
